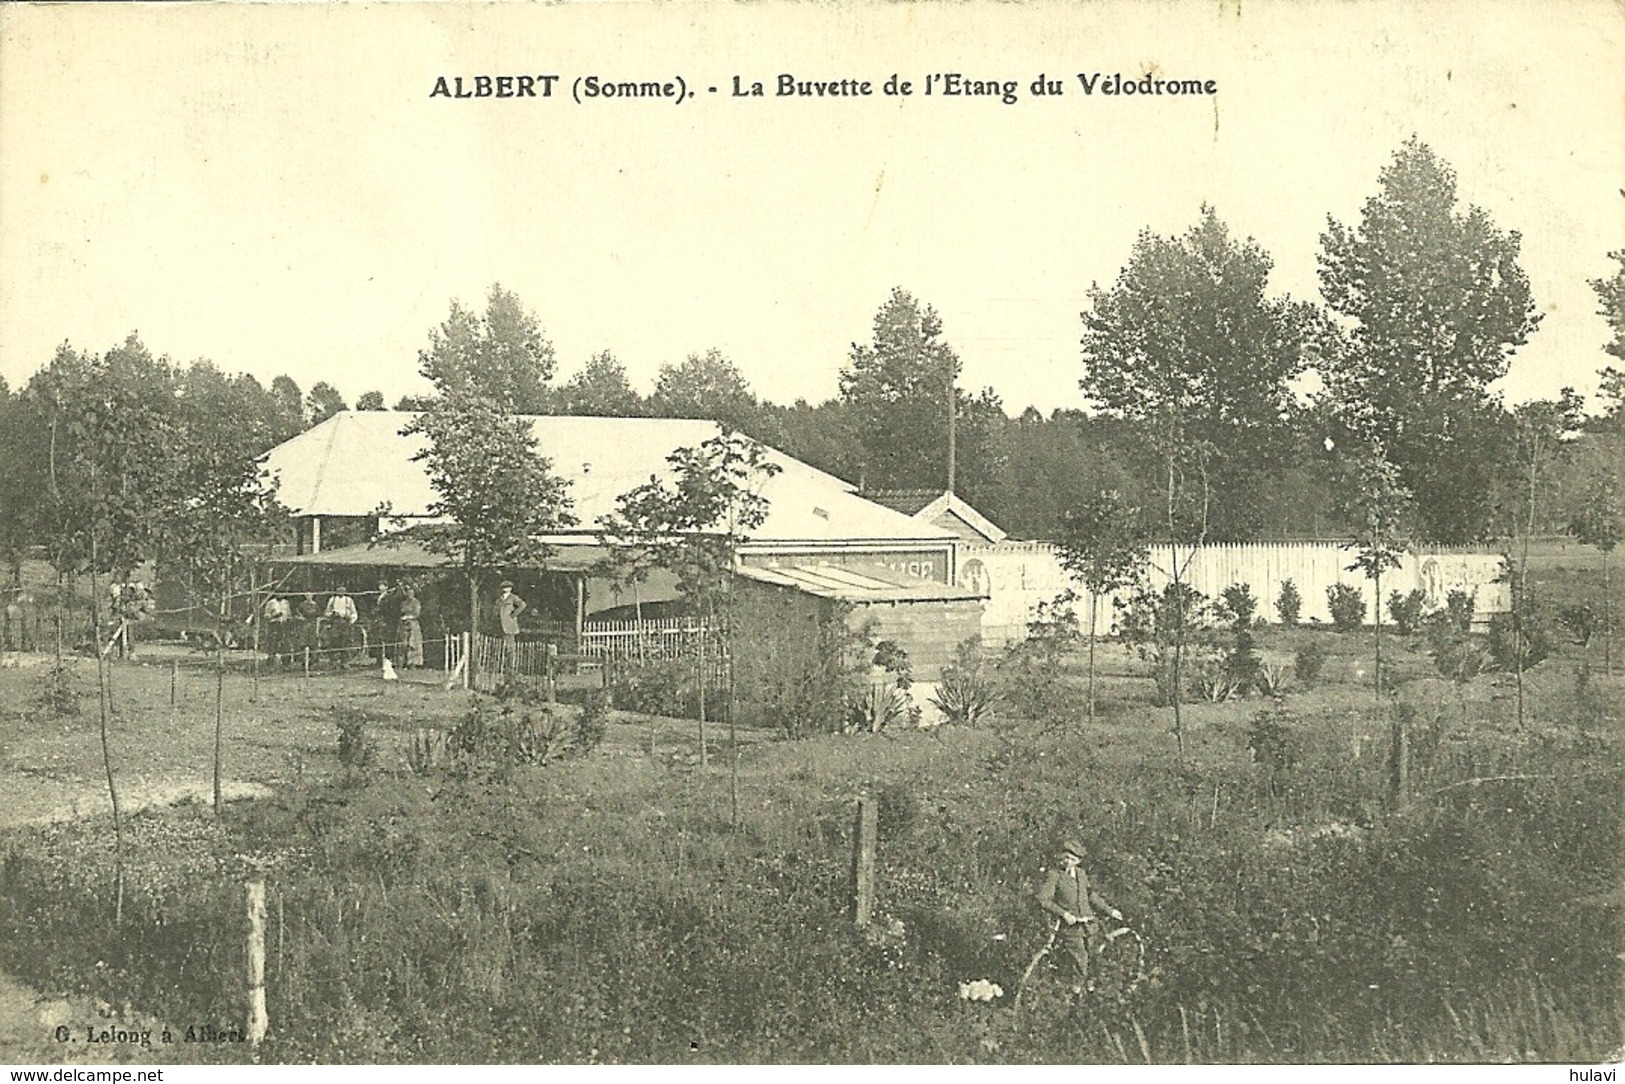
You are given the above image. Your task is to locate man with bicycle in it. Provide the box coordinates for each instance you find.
[1036,838,1123,995]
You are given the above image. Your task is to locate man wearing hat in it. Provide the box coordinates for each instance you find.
[494,581,527,640]
[1036,838,1123,994]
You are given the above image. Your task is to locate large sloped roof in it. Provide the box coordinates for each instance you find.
[261,411,955,546]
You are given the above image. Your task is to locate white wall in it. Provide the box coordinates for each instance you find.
[961,541,1510,647]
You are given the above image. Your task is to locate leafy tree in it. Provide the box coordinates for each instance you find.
[269,375,306,440]
[162,362,287,815]
[841,287,972,494]
[1081,207,1315,755]
[649,348,759,432]
[598,431,781,774]
[402,389,575,668]
[419,284,557,413]
[1591,250,1625,365]
[1318,139,1541,542]
[1334,447,1414,699]
[1498,392,1584,725]
[1055,490,1148,726]
[1079,206,1320,541]
[557,350,644,417]
[305,381,348,426]
[355,390,386,411]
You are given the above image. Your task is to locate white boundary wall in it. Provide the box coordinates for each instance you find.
[961,541,1511,647]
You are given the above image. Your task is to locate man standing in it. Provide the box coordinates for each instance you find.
[1035,839,1123,994]
[494,580,526,675]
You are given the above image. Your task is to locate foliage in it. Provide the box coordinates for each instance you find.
[1275,579,1302,627]
[1293,640,1329,684]
[1216,583,1263,689]
[598,431,780,608]
[417,284,556,413]
[1445,589,1476,633]
[1247,700,1298,774]
[400,387,576,584]
[609,658,705,719]
[557,350,645,417]
[1318,139,1540,543]
[304,381,347,426]
[1080,206,1322,540]
[448,683,576,771]
[575,687,611,754]
[1387,589,1427,635]
[930,637,996,726]
[33,659,84,720]
[1055,491,1148,598]
[649,348,759,433]
[1254,658,1289,697]
[842,287,975,494]
[1326,584,1365,633]
[335,710,378,773]
[995,592,1082,720]
[1590,250,1625,365]
[1487,610,1552,674]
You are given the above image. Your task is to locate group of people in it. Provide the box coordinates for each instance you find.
[259,583,426,669]
[105,581,156,658]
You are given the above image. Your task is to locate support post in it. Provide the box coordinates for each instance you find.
[852,791,878,928]
[246,880,268,1047]
[170,659,178,707]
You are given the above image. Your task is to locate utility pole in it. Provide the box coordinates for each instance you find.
[946,364,956,494]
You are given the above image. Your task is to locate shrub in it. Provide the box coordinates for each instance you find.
[33,659,84,720]
[1559,602,1597,646]
[1189,652,1239,702]
[335,711,378,772]
[1445,589,1476,633]
[1275,579,1302,627]
[1327,583,1365,632]
[995,593,1081,721]
[1219,583,1262,689]
[448,682,572,770]
[574,687,610,754]
[1247,700,1297,773]
[609,658,697,718]
[931,637,995,725]
[1294,640,1329,684]
[1255,658,1289,697]
[1487,611,1553,673]
[1388,589,1427,635]
[846,683,913,734]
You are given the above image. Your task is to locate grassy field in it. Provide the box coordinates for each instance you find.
[0,555,1620,1064]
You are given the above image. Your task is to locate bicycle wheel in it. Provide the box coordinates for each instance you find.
[1091,925,1147,997]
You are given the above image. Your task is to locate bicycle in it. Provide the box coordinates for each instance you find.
[1014,916,1148,1006]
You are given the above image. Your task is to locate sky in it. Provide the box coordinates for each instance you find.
[2,0,1623,416]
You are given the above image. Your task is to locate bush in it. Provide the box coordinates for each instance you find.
[448,682,573,770]
[574,687,610,754]
[1559,603,1598,646]
[33,659,84,720]
[1388,589,1427,635]
[1247,700,1297,773]
[931,637,996,725]
[609,658,699,718]
[1294,640,1329,684]
[1276,579,1302,627]
[1487,611,1553,673]
[335,710,378,772]
[1327,583,1365,632]
[1445,589,1476,633]
[1255,658,1289,697]
[1219,583,1262,689]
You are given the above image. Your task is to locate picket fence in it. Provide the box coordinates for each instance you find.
[963,540,1512,646]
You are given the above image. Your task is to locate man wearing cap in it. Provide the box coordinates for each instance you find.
[1036,838,1123,994]
[493,581,527,676]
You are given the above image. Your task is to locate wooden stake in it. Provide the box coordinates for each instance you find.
[852,792,878,928]
[170,659,178,707]
[246,880,268,1047]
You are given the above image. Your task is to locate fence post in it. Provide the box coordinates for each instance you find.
[246,880,268,1047]
[170,659,178,707]
[545,643,558,702]
[462,633,470,690]
[302,647,310,693]
[852,791,878,928]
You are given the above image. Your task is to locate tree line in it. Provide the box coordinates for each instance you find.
[3,137,1622,594]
